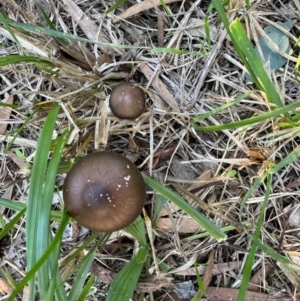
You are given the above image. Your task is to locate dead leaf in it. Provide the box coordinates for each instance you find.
[248,264,272,292]
[6,151,26,170]
[247,149,267,161]
[150,147,177,169]
[175,261,241,276]
[0,94,14,135]
[139,63,180,112]
[157,11,164,47]
[203,251,215,288]
[286,178,300,189]
[0,277,12,295]
[206,287,289,301]
[156,216,202,233]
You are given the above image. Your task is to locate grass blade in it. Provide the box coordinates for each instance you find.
[0,208,26,240]
[7,211,70,301]
[67,250,95,301]
[125,215,147,247]
[143,174,227,242]
[192,98,300,131]
[25,104,60,299]
[106,247,147,301]
[237,174,272,301]
[212,0,285,111]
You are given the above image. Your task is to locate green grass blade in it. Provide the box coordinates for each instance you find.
[25,104,60,299]
[192,98,300,131]
[229,19,285,109]
[212,0,285,111]
[191,91,251,126]
[0,208,26,239]
[237,174,272,301]
[60,232,106,269]
[37,128,70,298]
[7,211,70,301]
[270,148,300,173]
[106,247,147,301]
[0,13,19,45]
[77,275,95,301]
[105,0,128,14]
[0,54,55,66]
[143,174,227,242]
[67,250,95,301]
[0,198,63,221]
[125,215,147,247]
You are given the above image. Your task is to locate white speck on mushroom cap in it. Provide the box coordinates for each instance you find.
[126,165,130,169]
[124,175,131,181]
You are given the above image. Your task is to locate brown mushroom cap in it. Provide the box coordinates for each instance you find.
[63,152,146,232]
[109,82,146,119]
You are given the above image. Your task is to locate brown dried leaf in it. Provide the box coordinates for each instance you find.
[6,151,26,170]
[206,287,289,301]
[156,216,202,233]
[139,63,180,112]
[157,11,164,47]
[247,149,267,161]
[286,178,300,189]
[248,264,272,292]
[0,277,12,295]
[0,94,13,135]
[150,146,177,169]
[203,251,215,288]
[175,261,241,276]
[136,281,175,293]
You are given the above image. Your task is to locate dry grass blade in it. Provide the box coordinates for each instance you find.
[0,0,299,300]
[112,0,182,23]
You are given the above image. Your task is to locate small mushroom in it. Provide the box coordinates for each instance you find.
[109,82,146,119]
[63,151,146,232]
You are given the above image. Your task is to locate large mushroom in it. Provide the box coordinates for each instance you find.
[109,82,146,119]
[63,152,146,232]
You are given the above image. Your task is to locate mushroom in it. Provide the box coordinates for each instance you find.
[109,82,146,119]
[63,151,146,232]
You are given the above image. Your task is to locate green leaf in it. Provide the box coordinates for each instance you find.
[106,247,147,301]
[246,21,293,82]
[143,174,227,242]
